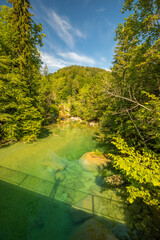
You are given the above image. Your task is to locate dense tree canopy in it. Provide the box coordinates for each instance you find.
[50,65,112,121]
[0,1,53,143]
[96,1,160,233]
[100,0,160,150]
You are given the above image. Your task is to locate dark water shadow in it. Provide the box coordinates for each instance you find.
[0,139,17,149]
[0,127,53,150]
[119,195,160,240]
[38,127,53,140]
[96,163,160,240]
[92,137,119,155]
[0,180,130,240]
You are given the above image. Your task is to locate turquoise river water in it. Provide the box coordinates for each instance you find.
[0,121,130,240]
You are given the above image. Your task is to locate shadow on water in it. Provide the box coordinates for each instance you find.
[0,139,17,149]
[0,180,130,240]
[0,180,72,240]
[95,165,160,240]
[93,138,119,156]
[121,198,160,240]
[0,126,53,150]
[38,127,53,140]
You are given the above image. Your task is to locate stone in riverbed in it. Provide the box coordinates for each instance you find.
[70,218,119,240]
[79,152,111,172]
[105,175,124,186]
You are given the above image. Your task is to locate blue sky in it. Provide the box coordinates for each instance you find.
[1,0,129,73]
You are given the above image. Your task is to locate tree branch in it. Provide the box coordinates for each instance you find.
[106,90,152,111]
[126,108,148,148]
[111,105,139,115]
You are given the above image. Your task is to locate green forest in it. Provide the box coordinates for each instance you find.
[0,0,160,239]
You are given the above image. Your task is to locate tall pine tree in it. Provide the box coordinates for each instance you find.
[0,0,45,143]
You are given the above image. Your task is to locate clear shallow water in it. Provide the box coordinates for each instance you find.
[0,121,129,240]
[0,122,98,179]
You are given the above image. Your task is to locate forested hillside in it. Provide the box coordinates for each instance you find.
[50,66,112,121]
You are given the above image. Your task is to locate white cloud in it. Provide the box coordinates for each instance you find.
[74,29,85,38]
[104,68,112,72]
[101,57,107,62]
[41,51,66,69]
[58,52,95,65]
[46,10,85,48]
[40,51,96,73]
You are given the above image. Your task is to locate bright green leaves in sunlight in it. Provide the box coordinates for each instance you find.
[109,136,160,206]
[97,0,160,225]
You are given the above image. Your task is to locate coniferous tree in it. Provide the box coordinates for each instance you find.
[96,2,160,237]
[101,0,160,150]
[0,1,45,143]
[98,0,160,211]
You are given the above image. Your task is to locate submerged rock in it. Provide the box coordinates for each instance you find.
[79,152,111,172]
[105,175,124,187]
[70,218,119,240]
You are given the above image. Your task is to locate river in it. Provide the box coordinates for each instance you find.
[0,121,129,240]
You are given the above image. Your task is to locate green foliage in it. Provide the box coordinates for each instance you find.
[92,149,103,156]
[0,1,46,143]
[109,136,160,206]
[0,0,159,237]
[38,69,59,125]
[96,8,160,240]
[98,0,160,152]
[51,65,112,121]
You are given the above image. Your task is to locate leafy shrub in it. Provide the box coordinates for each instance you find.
[109,136,160,207]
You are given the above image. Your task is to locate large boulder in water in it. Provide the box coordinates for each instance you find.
[70,218,119,240]
[79,152,111,172]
